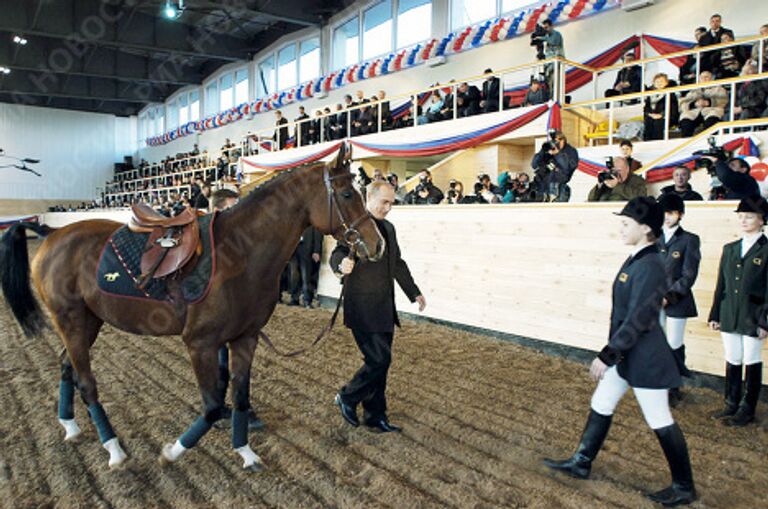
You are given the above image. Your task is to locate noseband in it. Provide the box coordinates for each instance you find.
[323,166,371,253]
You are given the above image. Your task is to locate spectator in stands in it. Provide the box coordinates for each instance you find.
[376,90,392,131]
[588,156,647,202]
[750,24,768,70]
[619,140,643,171]
[643,73,679,141]
[273,110,289,149]
[332,103,347,139]
[702,155,760,200]
[531,130,579,202]
[387,173,407,204]
[605,51,642,104]
[323,106,334,141]
[712,31,748,79]
[404,170,443,204]
[480,69,501,113]
[540,19,565,92]
[420,93,445,124]
[732,62,768,120]
[355,89,366,105]
[679,27,709,85]
[308,110,321,144]
[194,183,211,211]
[658,166,704,201]
[295,106,311,146]
[442,179,464,204]
[522,76,550,107]
[457,82,481,117]
[679,71,727,136]
[700,13,729,46]
[191,144,200,156]
[479,174,501,197]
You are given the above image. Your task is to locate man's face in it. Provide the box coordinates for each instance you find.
[377,91,386,100]
[615,159,630,180]
[665,211,682,228]
[699,71,713,83]
[367,186,395,220]
[673,168,690,187]
[729,160,748,173]
[543,23,552,33]
[356,90,364,100]
[761,26,768,37]
[653,76,668,89]
[710,16,721,31]
[620,145,632,158]
[531,81,540,91]
[556,137,565,150]
[624,54,635,63]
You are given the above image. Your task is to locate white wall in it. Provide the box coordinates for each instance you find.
[137,0,768,162]
[0,102,126,201]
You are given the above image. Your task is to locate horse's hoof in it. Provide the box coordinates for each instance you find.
[63,429,82,442]
[158,443,176,466]
[244,462,264,473]
[109,457,127,471]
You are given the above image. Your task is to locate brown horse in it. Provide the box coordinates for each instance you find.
[0,142,383,470]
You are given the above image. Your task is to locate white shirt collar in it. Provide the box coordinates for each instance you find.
[741,232,764,256]
[663,225,679,243]
[630,242,654,258]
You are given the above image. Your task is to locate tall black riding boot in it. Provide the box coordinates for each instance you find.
[647,423,697,507]
[543,410,612,479]
[710,363,742,419]
[726,362,762,427]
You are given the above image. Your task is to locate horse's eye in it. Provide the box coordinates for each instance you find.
[341,190,353,199]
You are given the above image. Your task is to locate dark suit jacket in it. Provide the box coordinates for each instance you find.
[295,113,310,143]
[274,117,289,146]
[657,227,701,318]
[458,86,481,115]
[296,226,323,260]
[330,219,420,333]
[709,235,768,335]
[482,77,500,104]
[598,245,681,389]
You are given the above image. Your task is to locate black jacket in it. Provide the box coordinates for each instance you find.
[657,227,701,318]
[531,143,580,185]
[714,160,760,200]
[330,219,420,333]
[296,226,323,260]
[613,64,642,94]
[658,185,704,201]
[458,86,481,115]
[598,245,681,389]
[274,117,289,145]
[482,77,501,106]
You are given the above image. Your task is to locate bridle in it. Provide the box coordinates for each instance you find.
[323,165,372,257]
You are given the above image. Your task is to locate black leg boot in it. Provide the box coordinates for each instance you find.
[647,423,697,507]
[726,362,762,427]
[543,410,612,479]
[710,363,742,419]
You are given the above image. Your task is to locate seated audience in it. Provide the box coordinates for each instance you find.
[679,27,709,85]
[420,93,445,124]
[480,69,501,113]
[700,13,730,69]
[587,156,647,201]
[644,73,679,141]
[658,166,704,201]
[750,24,768,69]
[457,82,482,117]
[605,51,642,104]
[711,31,748,79]
[522,76,550,107]
[732,62,768,120]
[679,71,728,136]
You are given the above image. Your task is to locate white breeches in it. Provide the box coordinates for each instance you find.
[659,310,687,350]
[590,366,675,430]
[720,332,765,365]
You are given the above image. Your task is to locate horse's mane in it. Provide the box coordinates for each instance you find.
[229,162,324,213]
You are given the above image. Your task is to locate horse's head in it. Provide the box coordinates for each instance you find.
[311,142,385,262]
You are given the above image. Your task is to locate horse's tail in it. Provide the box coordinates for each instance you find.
[0,222,52,337]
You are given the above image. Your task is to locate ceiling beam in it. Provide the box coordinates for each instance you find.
[0,88,161,104]
[5,64,199,86]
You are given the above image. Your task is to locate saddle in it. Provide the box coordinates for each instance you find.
[128,203,201,286]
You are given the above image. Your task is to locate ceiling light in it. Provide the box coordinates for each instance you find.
[0,67,11,75]
[12,35,28,45]
[163,0,185,19]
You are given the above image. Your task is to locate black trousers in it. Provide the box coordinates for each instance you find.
[340,330,394,421]
[289,252,314,304]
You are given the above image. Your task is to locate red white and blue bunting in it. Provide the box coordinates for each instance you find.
[0,215,38,230]
[147,0,619,147]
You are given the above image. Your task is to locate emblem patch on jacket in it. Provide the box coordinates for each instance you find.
[619,273,629,283]
[754,257,763,266]
[104,272,120,282]
[672,251,681,259]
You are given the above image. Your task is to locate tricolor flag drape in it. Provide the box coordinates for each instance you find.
[241,142,344,171]
[643,35,696,68]
[0,215,38,231]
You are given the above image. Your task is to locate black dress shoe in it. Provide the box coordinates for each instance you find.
[287,299,300,307]
[646,484,697,507]
[303,302,313,309]
[334,394,359,427]
[365,418,401,433]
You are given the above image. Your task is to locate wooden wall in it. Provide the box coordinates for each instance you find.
[317,201,767,382]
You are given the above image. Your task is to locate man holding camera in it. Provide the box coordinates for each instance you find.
[588,156,647,202]
[531,130,579,202]
[532,19,565,93]
[404,170,444,204]
[701,155,759,200]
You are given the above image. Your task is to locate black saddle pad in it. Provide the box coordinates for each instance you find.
[96,213,215,303]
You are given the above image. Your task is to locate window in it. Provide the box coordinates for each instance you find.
[155,107,164,135]
[235,69,249,104]
[205,82,217,116]
[451,0,495,29]
[257,57,275,98]
[189,90,200,121]
[219,73,233,111]
[397,0,431,49]
[333,16,359,70]
[179,94,189,125]
[139,113,147,141]
[299,38,321,83]
[277,44,297,90]
[501,0,538,13]
[167,100,178,130]
[363,1,392,60]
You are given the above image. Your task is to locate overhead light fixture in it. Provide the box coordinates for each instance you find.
[12,35,28,45]
[0,67,11,75]
[163,0,185,19]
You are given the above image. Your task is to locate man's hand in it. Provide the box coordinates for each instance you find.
[590,358,608,382]
[759,327,768,340]
[415,295,427,312]
[312,253,321,263]
[708,321,720,331]
[733,106,742,114]
[649,113,663,120]
[548,146,560,156]
[340,258,355,275]
[662,298,668,308]
[603,176,620,189]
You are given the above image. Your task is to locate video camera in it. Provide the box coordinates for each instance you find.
[598,156,620,183]
[530,24,547,61]
[356,166,372,186]
[540,128,559,153]
[693,136,729,175]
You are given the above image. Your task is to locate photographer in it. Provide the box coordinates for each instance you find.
[587,156,647,202]
[442,179,464,204]
[531,130,579,202]
[499,171,537,203]
[531,19,565,91]
[459,182,488,204]
[701,155,759,200]
[403,171,443,205]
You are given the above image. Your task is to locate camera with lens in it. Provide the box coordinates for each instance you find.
[530,23,547,60]
[540,128,559,153]
[446,189,459,202]
[356,166,372,186]
[449,179,457,189]
[693,136,729,175]
[598,156,619,183]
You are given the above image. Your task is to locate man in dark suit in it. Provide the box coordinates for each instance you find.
[457,82,481,117]
[480,69,501,113]
[331,181,427,432]
[657,194,701,406]
[289,226,323,307]
[295,106,311,146]
[273,110,289,150]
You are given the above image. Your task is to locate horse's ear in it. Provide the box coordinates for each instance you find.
[331,141,352,173]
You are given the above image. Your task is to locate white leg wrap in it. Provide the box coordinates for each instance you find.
[103,437,127,467]
[162,440,188,462]
[58,418,82,441]
[235,444,262,469]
